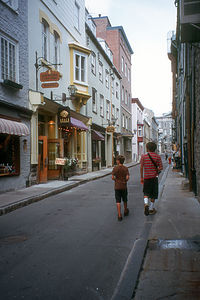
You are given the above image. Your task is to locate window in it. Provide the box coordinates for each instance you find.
[125,63,127,77]
[116,82,119,99]
[106,100,110,121]
[74,52,87,83]
[0,35,17,82]
[99,61,103,82]
[125,116,128,129]
[116,108,119,126]
[138,126,143,137]
[105,69,109,88]
[42,19,49,61]
[111,78,114,94]
[128,68,130,81]
[112,104,115,120]
[121,56,124,72]
[0,134,20,176]
[129,94,131,107]
[122,114,125,128]
[75,1,80,30]
[125,90,128,105]
[122,86,124,102]
[91,52,96,75]
[54,31,60,69]
[129,118,131,131]
[92,88,97,113]
[100,94,104,117]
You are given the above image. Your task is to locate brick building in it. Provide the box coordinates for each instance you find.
[92,16,134,162]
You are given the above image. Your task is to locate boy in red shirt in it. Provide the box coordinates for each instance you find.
[112,155,130,221]
[140,142,163,215]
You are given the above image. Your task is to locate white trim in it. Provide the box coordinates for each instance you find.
[73,50,88,84]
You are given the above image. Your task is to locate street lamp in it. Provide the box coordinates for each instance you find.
[68,85,78,99]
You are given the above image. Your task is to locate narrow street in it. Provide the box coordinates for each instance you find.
[0,160,168,300]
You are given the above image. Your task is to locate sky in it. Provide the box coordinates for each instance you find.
[85,0,177,116]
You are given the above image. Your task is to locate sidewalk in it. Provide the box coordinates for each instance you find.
[133,168,200,299]
[0,162,137,216]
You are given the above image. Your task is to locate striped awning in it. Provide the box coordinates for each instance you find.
[0,118,30,136]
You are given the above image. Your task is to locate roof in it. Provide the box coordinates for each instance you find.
[132,98,144,111]
[107,26,134,55]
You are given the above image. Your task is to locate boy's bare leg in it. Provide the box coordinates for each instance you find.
[117,203,122,217]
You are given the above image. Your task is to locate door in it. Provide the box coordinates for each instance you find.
[48,139,64,180]
[38,136,48,183]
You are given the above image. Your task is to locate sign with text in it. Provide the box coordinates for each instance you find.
[58,107,71,126]
[40,70,60,82]
[55,158,66,165]
[106,125,115,133]
[41,82,59,89]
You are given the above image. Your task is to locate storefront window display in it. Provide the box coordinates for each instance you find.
[0,134,20,176]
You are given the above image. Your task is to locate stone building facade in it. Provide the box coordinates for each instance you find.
[0,0,31,192]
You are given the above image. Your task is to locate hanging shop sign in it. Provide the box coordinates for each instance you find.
[106,125,115,133]
[58,106,71,126]
[40,70,60,82]
[41,82,59,89]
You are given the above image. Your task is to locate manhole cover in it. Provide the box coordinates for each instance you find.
[0,235,28,245]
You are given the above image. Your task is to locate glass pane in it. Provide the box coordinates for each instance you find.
[39,140,43,171]
[48,142,60,170]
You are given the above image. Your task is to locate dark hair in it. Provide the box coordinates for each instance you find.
[116,155,125,164]
[146,142,157,152]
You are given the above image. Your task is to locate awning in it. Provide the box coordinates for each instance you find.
[70,117,88,131]
[92,130,105,141]
[0,118,29,136]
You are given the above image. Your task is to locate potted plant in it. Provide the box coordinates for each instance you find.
[63,158,78,179]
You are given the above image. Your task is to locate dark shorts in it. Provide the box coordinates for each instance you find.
[115,189,128,203]
[143,177,158,199]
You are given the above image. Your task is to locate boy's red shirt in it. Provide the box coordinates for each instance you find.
[112,165,129,190]
[140,152,163,179]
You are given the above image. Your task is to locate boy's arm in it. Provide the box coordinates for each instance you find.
[140,156,144,184]
[112,168,116,181]
[126,169,130,181]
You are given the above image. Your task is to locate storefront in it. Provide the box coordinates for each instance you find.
[91,124,106,170]
[0,114,30,192]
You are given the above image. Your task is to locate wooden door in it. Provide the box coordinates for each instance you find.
[38,136,48,183]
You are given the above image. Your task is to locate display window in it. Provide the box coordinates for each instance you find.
[0,134,20,176]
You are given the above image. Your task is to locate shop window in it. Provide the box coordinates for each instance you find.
[0,134,20,176]
[0,34,17,82]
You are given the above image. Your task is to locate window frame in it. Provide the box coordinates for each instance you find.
[91,52,96,75]
[100,94,104,117]
[122,86,125,102]
[54,31,60,70]
[106,100,110,121]
[74,1,80,31]
[99,61,103,82]
[42,19,49,61]
[116,82,119,99]
[121,56,124,73]
[0,33,18,83]
[74,50,88,84]
[92,87,97,113]
[105,69,109,88]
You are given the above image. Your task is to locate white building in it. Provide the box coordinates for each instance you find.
[85,11,121,170]
[156,112,173,154]
[131,98,144,162]
[28,0,92,183]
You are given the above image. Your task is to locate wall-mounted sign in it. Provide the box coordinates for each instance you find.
[106,125,115,133]
[55,158,66,165]
[40,70,60,82]
[58,106,71,126]
[41,82,59,88]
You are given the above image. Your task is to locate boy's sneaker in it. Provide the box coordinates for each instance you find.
[144,205,149,216]
[124,208,129,217]
[149,208,157,215]
[118,216,123,221]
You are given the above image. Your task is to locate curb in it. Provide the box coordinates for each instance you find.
[0,163,138,216]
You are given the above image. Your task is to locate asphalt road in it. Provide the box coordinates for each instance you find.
[0,160,168,300]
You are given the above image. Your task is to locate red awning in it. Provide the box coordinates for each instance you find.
[92,130,105,141]
[70,117,88,131]
[0,118,29,136]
